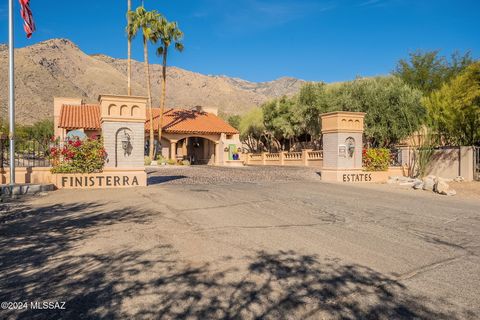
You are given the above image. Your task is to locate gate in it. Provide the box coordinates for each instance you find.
[475,146,480,181]
[0,138,51,168]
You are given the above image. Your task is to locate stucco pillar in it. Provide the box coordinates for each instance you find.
[170,141,177,160]
[302,149,312,166]
[459,146,474,181]
[99,95,147,168]
[320,111,368,182]
[214,142,221,165]
[279,151,285,165]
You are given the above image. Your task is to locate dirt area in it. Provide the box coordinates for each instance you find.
[449,181,480,200]
[1,166,479,319]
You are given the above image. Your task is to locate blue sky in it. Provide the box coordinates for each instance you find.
[0,0,479,83]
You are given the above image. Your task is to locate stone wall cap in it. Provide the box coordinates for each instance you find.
[320,111,366,118]
[98,94,148,102]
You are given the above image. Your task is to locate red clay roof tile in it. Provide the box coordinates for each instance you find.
[59,104,101,130]
[58,105,239,135]
[146,108,239,135]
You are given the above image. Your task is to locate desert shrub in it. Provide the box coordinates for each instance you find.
[50,137,106,174]
[144,156,152,166]
[363,148,390,171]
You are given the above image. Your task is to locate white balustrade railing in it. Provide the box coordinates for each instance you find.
[284,152,302,160]
[307,151,323,160]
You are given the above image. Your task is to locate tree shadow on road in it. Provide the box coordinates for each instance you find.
[0,201,476,319]
[148,175,188,185]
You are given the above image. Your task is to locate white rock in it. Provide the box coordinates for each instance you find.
[435,180,450,195]
[413,181,424,190]
[437,176,453,183]
[453,176,465,182]
[446,189,457,196]
[422,176,436,191]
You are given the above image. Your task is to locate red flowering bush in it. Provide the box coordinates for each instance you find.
[49,137,106,173]
[362,148,390,171]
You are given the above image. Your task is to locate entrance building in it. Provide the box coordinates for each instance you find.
[54,97,242,166]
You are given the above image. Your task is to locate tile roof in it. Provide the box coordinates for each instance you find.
[146,108,239,135]
[58,105,239,135]
[59,104,101,130]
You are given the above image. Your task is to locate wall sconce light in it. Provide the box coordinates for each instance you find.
[346,137,355,158]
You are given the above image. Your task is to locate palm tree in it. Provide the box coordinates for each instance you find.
[127,6,160,159]
[154,18,184,148]
[126,0,132,95]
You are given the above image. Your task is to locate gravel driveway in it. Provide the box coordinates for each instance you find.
[147,165,321,185]
[1,165,479,319]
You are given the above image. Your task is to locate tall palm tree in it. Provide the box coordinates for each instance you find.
[127,0,132,95]
[127,6,160,159]
[154,18,184,148]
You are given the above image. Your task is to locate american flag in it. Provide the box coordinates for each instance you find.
[19,0,35,38]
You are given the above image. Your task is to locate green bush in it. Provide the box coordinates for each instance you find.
[144,156,152,166]
[181,160,190,166]
[362,148,390,171]
[167,158,176,165]
[50,138,106,174]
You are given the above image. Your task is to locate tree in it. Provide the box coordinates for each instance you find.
[262,97,301,151]
[393,50,474,94]
[126,0,132,96]
[22,119,54,148]
[128,6,161,159]
[238,108,266,153]
[227,114,241,130]
[326,77,426,147]
[154,18,184,150]
[296,82,330,141]
[424,62,480,146]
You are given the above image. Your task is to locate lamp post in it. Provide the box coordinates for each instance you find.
[8,0,15,185]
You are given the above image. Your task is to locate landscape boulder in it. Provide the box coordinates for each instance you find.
[433,178,456,196]
[435,180,450,195]
[413,181,424,189]
[422,175,436,191]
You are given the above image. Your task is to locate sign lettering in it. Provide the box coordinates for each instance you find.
[342,173,373,182]
[61,175,141,188]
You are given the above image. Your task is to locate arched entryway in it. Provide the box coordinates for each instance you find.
[176,136,216,165]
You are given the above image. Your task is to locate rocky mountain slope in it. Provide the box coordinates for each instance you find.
[0,39,306,124]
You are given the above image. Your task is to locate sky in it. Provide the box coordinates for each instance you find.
[0,0,479,83]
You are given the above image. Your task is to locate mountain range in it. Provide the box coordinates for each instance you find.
[0,39,306,124]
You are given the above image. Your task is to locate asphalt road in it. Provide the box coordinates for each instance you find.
[1,166,479,319]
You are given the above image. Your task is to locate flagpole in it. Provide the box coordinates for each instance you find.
[8,0,15,185]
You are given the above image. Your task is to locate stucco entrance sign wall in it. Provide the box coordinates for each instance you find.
[55,95,149,189]
[320,111,370,182]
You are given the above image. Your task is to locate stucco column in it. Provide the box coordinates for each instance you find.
[214,142,221,165]
[320,111,366,182]
[459,146,474,181]
[302,149,312,166]
[170,141,177,160]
